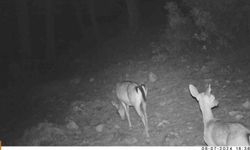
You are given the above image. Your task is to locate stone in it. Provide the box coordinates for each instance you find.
[235,114,244,120]
[229,111,241,117]
[66,120,79,130]
[70,77,81,85]
[123,137,138,145]
[89,78,95,82]
[96,124,105,132]
[242,101,250,109]
[149,72,157,82]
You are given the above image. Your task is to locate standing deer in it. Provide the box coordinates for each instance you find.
[189,84,250,146]
[112,81,149,137]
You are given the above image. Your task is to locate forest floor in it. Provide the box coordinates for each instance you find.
[2,27,250,146]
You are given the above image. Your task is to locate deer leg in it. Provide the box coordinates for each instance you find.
[135,102,149,137]
[142,101,149,137]
[121,102,132,129]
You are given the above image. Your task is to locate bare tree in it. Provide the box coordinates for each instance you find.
[126,0,139,34]
[45,0,55,60]
[73,0,86,38]
[16,0,31,60]
[87,0,101,43]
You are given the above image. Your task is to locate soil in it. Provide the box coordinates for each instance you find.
[1,28,250,146]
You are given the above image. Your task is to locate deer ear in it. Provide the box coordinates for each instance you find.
[141,84,147,95]
[135,86,139,93]
[189,84,200,98]
[206,84,211,94]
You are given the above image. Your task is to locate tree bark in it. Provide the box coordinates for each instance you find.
[87,0,101,43]
[73,0,86,38]
[126,0,139,34]
[16,0,31,60]
[45,0,55,60]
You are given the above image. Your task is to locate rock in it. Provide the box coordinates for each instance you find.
[202,45,207,50]
[149,72,157,82]
[96,124,105,132]
[237,94,242,98]
[145,138,151,144]
[229,111,243,120]
[80,139,90,146]
[159,101,166,106]
[111,131,127,143]
[157,120,169,128]
[66,120,79,130]
[89,78,95,82]
[214,80,219,86]
[180,56,187,63]
[242,101,250,109]
[71,101,85,112]
[186,122,193,130]
[151,53,167,63]
[163,131,180,146]
[123,137,138,145]
[161,87,166,92]
[101,134,114,143]
[235,114,244,120]
[229,111,241,117]
[204,78,212,83]
[235,79,243,84]
[70,77,81,85]
[72,105,81,112]
[114,124,120,129]
[200,65,209,73]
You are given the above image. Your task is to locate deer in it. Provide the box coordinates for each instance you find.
[189,84,250,146]
[112,81,149,137]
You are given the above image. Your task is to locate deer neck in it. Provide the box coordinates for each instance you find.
[200,105,215,129]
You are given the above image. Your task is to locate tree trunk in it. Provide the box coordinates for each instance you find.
[16,0,31,60]
[247,11,250,42]
[126,0,139,34]
[45,0,55,61]
[73,0,86,38]
[87,0,101,43]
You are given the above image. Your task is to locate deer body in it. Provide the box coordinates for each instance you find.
[114,81,149,137]
[189,84,250,146]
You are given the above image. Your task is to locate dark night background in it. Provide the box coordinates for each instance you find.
[1,0,250,146]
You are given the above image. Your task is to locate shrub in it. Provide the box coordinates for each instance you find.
[155,1,196,55]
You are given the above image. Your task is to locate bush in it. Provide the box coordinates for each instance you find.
[184,0,249,48]
[158,0,239,55]
[159,1,194,55]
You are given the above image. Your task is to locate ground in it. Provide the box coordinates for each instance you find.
[1,28,250,146]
